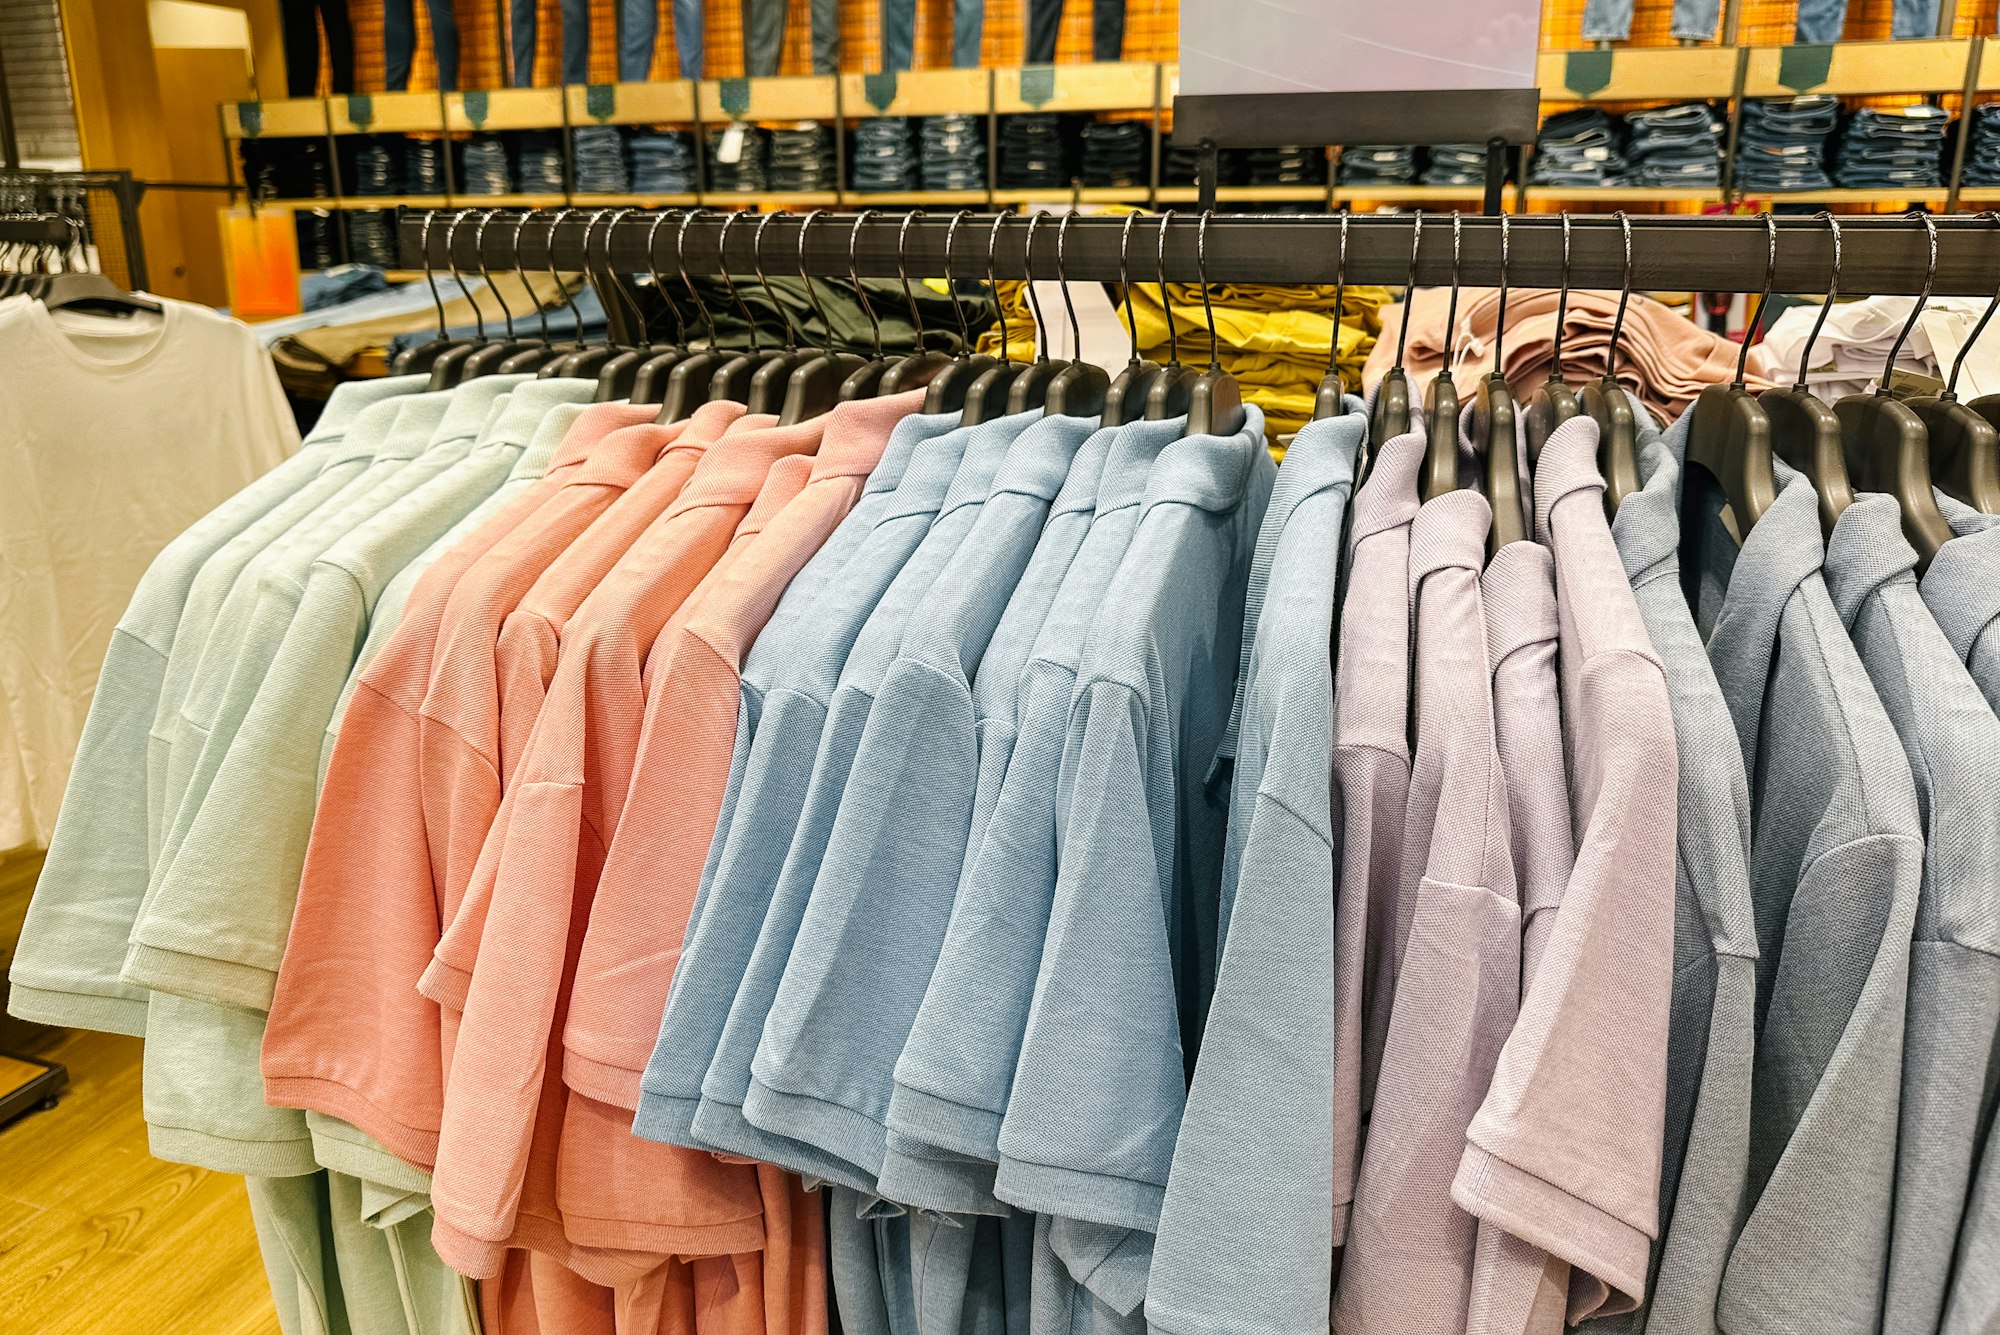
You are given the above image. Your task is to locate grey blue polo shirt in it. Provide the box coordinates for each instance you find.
[996,407,1276,1317]
[1600,409,1758,1335]
[8,375,419,1038]
[732,412,1098,1216]
[742,410,1043,1188]
[1687,457,1923,1335]
[1147,409,1360,1335]
[884,417,1187,1179]
[1821,492,2000,1335]
[631,410,970,1176]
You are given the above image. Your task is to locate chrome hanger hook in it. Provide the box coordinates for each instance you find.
[1023,211,1052,364]
[752,210,802,352]
[986,210,1013,365]
[1442,213,1463,379]
[713,210,764,354]
[848,208,884,361]
[1056,210,1085,363]
[1197,209,1222,374]
[1880,209,1938,394]
[1796,210,1841,394]
[1735,211,1778,390]
[1945,210,2000,400]
[674,208,716,344]
[896,209,929,351]
[943,209,978,357]
[1493,212,1511,377]
[795,209,836,352]
[1119,210,1144,367]
[645,208,689,348]
[1550,212,1572,375]
[418,211,449,344]
[472,209,517,340]
[1607,210,1633,389]
[444,210,485,341]
[1157,210,1181,371]
[1327,211,1350,383]
[1393,213,1423,372]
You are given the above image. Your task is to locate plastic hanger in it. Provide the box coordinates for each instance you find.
[538,210,614,380]
[918,210,1003,416]
[963,212,1031,426]
[1100,210,1162,429]
[457,211,546,380]
[392,211,465,374]
[1683,211,1778,559]
[1522,212,1580,465]
[1579,210,1640,518]
[1760,210,1852,535]
[1041,211,1111,418]
[744,211,818,415]
[1473,213,1525,552]
[876,210,956,395]
[778,210,867,425]
[1313,213,1351,423]
[1144,210,1202,419]
[593,206,673,401]
[1003,213,1065,414]
[1368,213,1421,449]
[426,211,494,389]
[704,210,790,407]
[1184,211,1247,438]
[498,211,576,374]
[657,210,732,420]
[1920,211,2000,515]
[837,209,898,400]
[1420,213,1463,501]
[1834,210,1953,568]
[627,209,695,402]
[555,209,636,384]
[36,217,162,318]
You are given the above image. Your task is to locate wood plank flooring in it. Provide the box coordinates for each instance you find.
[0,1025,279,1334]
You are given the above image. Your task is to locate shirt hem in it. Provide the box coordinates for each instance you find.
[690,1095,880,1196]
[992,1155,1165,1234]
[6,981,150,1037]
[1450,1141,1651,1317]
[416,955,472,1011]
[741,1076,888,1182]
[562,1209,767,1259]
[261,1072,441,1171]
[120,941,276,1012]
[884,1081,1005,1162]
[148,1122,321,1178]
[428,1204,674,1289]
[562,1047,645,1112]
[874,1146,1007,1217]
[630,1091,704,1147]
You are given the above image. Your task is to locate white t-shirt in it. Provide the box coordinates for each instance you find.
[0,295,297,850]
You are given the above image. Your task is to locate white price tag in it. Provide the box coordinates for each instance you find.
[718,124,746,165]
[1583,146,1609,161]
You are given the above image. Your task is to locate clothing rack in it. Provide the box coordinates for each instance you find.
[0,213,73,246]
[398,208,2000,300]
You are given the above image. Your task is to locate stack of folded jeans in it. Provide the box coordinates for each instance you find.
[571,127,628,193]
[1962,103,2000,185]
[1734,96,1838,192]
[706,125,771,193]
[1624,102,1724,187]
[629,131,697,193]
[1834,104,1949,189]
[1422,144,1491,187]
[769,125,836,192]
[999,114,1072,189]
[459,135,513,194]
[1528,107,1628,186]
[1245,145,1327,186]
[922,115,986,191]
[344,212,397,268]
[851,117,918,192]
[1338,146,1418,187]
[404,137,446,194]
[1081,120,1148,187]
[518,130,569,193]
[348,137,402,195]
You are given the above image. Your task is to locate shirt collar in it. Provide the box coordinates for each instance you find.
[669,413,829,512]
[1921,492,2000,664]
[435,375,528,444]
[738,455,816,536]
[509,402,592,481]
[305,374,427,447]
[1483,540,1559,662]
[544,402,668,472]
[683,399,753,448]
[1409,488,1492,589]
[1608,408,1682,589]
[375,392,454,459]
[1141,405,1271,515]
[1048,426,1121,518]
[1096,416,1191,514]
[880,420,979,522]
[939,410,1042,514]
[329,394,428,466]
[858,407,962,499]
[572,421,691,487]
[1823,493,1919,629]
[1348,427,1424,544]
[989,413,1100,503]
[484,377,599,452]
[810,390,929,481]
[1530,413,1606,545]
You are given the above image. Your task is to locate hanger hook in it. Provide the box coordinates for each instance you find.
[418,211,449,345]
[1880,209,1938,395]
[444,210,486,341]
[1327,211,1350,383]
[543,207,586,350]
[1492,212,1510,378]
[752,210,802,352]
[645,208,689,348]
[1119,210,1143,368]
[472,209,518,340]
[986,210,1013,365]
[1056,210,1085,363]
[1550,212,1571,376]
[1197,210,1222,374]
[1735,211,1778,390]
[514,209,555,346]
[1393,213,1423,372]
[1606,210,1633,390]
[1023,211,1052,364]
[944,209,978,357]
[795,209,837,352]
[848,208,884,360]
[673,207,716,344]
[1945,210,2000,400]
[896,209,928,349]
[1795,210,1841,394]
[713,210,764,354]
[1157,210,1180,371]
[598,207,648,346]
[1442,213,1463,379]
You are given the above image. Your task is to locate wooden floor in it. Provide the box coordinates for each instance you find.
[0,1026,280,1335]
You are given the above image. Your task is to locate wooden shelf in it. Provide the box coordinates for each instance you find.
[223,98,326,139]
[1523,185,1718,201]
[566,81,698,126]
[838,68,989,118]
[991,186,1150,204]
[1734,186,1950,203]
[845,188,989,203]
[1332,185,1486,203]
[1741,36,1973,98]
[327,91,444,135]
[1156,185,1331,203]
[569,192,699,206]
[993,61,1156,114]
[694,74,837,123]
[444,88,564,132]
[1536,45,1738,102]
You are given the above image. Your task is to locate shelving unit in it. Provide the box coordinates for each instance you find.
[220,36,2000,270]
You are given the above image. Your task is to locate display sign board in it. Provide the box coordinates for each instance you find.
[1178,0,1540,96]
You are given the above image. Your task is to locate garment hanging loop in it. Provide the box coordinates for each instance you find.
[1945,211,2000,400]
[1796,211,1842,394]
[1735,212,1778,391]
[848,208,885,361]
[1880,210,1939,394]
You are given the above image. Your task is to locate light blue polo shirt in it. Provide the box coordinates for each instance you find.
[885,417,1186,1174]
[739,410,1043,1187]
[1147,408,1360,1335]
[994,407,1275,1318]
[736,412,1097,1216]
[632,410,970,1176]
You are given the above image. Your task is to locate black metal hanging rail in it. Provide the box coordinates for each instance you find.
[0,213,73,245]
[399,208,2000,298]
